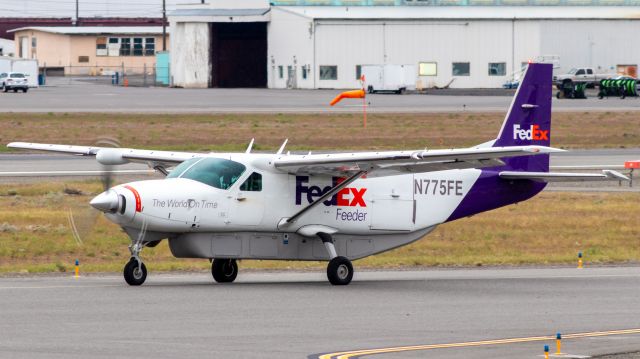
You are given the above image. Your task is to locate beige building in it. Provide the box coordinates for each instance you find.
[8,26,169,75]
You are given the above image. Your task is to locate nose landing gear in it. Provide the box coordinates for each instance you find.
[123,235,147,286]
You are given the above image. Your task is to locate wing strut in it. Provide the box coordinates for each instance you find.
[284,170,366,224]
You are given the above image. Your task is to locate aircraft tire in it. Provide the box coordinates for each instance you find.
[327,256,353,285]
[212,259,238,283]
[123,258,147,286]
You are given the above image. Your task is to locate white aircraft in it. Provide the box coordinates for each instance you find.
[7,63,627,286]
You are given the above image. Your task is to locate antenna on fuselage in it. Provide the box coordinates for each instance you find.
[276,139,288,155]
[245,138,255,154]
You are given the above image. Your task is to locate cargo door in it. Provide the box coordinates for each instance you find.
[370,198,413,231]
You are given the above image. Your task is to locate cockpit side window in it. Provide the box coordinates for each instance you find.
[167,157,246,190]
[239,172,262,192]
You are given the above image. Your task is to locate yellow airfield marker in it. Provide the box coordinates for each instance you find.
[74,259,79,279]
[577,252,583,269]
[556,333,563,355]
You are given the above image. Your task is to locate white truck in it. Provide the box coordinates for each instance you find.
[554,67,616,87]
[362,64,416,94]
[0,57,39,87]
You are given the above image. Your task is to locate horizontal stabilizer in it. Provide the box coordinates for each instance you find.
[499,170,630,182]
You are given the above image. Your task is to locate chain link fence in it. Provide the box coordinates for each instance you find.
[40,64,170,87]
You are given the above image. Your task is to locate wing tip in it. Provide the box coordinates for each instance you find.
[6,142,24,149]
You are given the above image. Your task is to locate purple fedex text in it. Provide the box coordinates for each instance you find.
[295,176,366,207]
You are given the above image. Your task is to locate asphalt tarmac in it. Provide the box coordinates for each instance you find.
[1,267,640,358]
[1,79,639,113]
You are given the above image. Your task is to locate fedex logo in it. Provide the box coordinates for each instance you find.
[513,124,549,141]
[295,176,366,207]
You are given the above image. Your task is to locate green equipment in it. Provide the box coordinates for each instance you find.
[598,78,638,99]
[556,80,587,99]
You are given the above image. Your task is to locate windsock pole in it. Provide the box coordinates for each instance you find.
[329,76,368,128]
[361,75,367,128]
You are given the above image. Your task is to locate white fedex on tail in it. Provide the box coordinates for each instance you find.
[7,64,627,286]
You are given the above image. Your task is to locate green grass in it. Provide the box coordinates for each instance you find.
[1,111,640,153]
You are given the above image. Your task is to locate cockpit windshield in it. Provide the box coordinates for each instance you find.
[167,157,246,190]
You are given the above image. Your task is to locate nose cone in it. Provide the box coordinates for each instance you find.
[90,190,119,213]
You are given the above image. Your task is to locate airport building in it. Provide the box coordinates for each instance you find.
[8,26,168,76]
[169,0,640,89]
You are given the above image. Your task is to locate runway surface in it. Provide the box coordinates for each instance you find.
[1,267,640,358]
[1,80,639,113]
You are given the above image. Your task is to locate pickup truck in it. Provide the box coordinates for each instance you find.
[554,67,616,87]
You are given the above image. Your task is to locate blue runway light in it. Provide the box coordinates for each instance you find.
[557,332,561,340]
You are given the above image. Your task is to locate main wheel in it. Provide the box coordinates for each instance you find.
[327,256,353,285]
[123,259,147,286]
[212,259,238,283]
[23,88,28,93]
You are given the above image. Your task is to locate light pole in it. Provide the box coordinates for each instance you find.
[162,0,167,51]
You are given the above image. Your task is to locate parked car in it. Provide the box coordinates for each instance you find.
[0,72,29,93]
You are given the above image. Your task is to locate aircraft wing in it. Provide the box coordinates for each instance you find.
[273,145,563,177]
[6,142,201,167]
[499,170,629,182]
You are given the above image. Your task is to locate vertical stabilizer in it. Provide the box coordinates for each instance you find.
[493,63,553,171]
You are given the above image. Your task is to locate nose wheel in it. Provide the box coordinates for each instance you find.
[123,258,147,286]
[212,259,238,283]
[124,234,147,286]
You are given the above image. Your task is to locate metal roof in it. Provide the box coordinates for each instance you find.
[169,8,270,16]
[278,6,640,20]
[7,26,167,35]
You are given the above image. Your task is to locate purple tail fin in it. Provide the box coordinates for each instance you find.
[493,63,553,172]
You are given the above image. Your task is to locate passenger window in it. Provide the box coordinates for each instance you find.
[576,69,585,75]
[240,172,262,192]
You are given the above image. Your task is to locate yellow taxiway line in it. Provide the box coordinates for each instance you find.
[319,328,640,359]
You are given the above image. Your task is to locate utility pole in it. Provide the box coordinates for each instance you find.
[162,0,167,51]
[75,0,79,26]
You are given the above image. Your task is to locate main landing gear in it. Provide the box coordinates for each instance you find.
[318,232,354,285]
[123,236,147,286]
[211,258,238,283]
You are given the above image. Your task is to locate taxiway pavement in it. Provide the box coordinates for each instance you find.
[1,267,640,358]
[1,81,639,113]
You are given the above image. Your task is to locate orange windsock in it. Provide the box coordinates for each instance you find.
[329,89,365,106]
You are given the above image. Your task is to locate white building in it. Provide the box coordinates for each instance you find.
[169,1,640,89]
[0,38,15,57]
